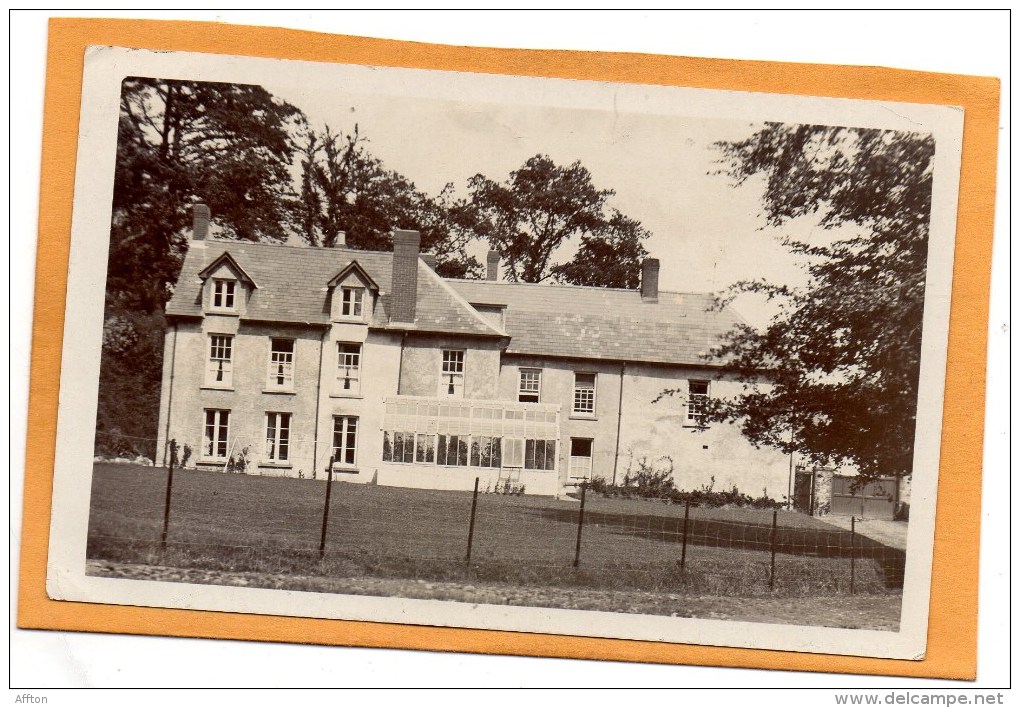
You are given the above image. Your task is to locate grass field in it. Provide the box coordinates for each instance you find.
[86,463,904,599]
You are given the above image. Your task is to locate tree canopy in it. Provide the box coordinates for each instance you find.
[700,123,936,480]
[111,77,306,311]
[292,124,481,277]
[462,155,649,287]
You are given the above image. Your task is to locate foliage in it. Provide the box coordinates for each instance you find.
[684,123,935,480]
[112,77,305,311]
[462,155,650,286]
[589,457,783,509]
[94,310,167,460]
[227,446,251,474]
[292,125,482,277]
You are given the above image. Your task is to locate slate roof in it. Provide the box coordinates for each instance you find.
[165,239,746,367]
[165,240,503,338]
[446,280,747,368]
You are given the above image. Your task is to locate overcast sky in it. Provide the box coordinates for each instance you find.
[265,77,818,328]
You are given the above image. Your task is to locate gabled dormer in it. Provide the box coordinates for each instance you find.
[327,260,379,323]
[198,252,258,317]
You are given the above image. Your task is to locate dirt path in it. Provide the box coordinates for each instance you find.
[87,560,900,631]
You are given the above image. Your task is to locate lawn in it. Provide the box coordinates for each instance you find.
[87,463,903,597]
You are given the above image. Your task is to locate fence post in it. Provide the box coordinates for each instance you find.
[465,477,480,565]
[769,508,778,590]
[318,456,335,560]
[573,482,587,568]
[850,516,856,595]
[680,500,690,571]
[159,439,177,551]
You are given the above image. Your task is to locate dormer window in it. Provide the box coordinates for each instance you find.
[341,287,364,318]
[327,261,378,323]
[212,279,236,310]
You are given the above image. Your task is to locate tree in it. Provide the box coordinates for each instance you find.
[463,155,649,286]
[294,124,481,277]
[695,123,936,480]
[111,77,306,311]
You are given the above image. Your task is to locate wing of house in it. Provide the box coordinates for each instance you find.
[157,205,791,498]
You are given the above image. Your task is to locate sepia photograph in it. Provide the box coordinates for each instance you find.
[42,41,966,660]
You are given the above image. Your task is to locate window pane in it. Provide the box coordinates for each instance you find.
[525,439,536,470]
[491,437,502,468]
[571,438,593,457]
[544,440,556,470]
[393,431,404,462]
[278,414,290,461]
[382,431,392,462]
[436,434,448,469]
[470,437,481,467]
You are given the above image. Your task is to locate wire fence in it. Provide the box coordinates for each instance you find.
[88,434,906,597]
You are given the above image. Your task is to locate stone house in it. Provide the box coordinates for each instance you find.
[157,205,793,498]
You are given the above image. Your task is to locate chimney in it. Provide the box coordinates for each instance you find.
[421,254,437,271]
[640,258,660,302]
[192,203,210,241]
[486,250,501,281]
[391,230,421,323]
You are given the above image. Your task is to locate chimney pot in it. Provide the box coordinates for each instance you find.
[391,230,421,323]
[640,258,660,302]
[421,254,437,271]
[486,250,501,281]
[192,203,210,241]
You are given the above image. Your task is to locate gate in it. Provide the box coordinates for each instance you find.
[830,475,897,520]
[793,468,814,514]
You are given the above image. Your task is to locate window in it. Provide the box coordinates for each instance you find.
[415,433,436,464]
[502,438,525,468]
[337,342,361,394]
[206,335,233,387]
[341,287,364,318]
[264,412,291,463]
[203,409,230,460]
[572,372,597,416]
[518,368,541,403]
[267,338,294,390]
[440,350,465,397]
[470,436,503,468]
[688,380,710,427]
[524,439,557,471]
[569,438,594,479]
[212,279,236,310]
[436,434,470,466]
[332,416,358,467]
[383,431,415,464]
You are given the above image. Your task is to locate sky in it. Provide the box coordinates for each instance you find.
[264,76,816,328]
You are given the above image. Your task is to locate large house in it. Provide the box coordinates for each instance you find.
[157,205,792,498]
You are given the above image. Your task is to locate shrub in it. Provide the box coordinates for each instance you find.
[590,465,784,509]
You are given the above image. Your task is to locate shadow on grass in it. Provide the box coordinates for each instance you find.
[531,506,905,590]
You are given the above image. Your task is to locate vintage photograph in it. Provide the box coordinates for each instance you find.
[45,45,963,658]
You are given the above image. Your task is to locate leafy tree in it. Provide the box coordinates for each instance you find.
[463,155,650,286]
[696,122,936,480]
[295,124,481,276]
[111,77,306,311]
[550,210,651,288]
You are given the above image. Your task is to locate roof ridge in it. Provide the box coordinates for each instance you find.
[204,237,390,258]
[445,277,714,298]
